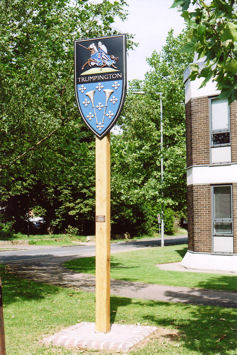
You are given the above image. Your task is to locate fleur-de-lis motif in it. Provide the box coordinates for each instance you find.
[106,110,114,119]
[112,81,120,90]
[110,96,118,105]
[96,83,104,92]
[78,85,86,93]
[97,123,104,131]
[96,102,104,111]
[83,98,90,107]
[86,112,94,120]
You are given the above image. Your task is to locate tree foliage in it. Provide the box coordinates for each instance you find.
[0,0,132,233]
[0,0,130,171]
[0,1,193,236]
[172,0,237,103]
[111,30,193,235]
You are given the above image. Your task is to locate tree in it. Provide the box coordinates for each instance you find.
[0,0,133,233]
[0,0,131,171]
[111,30,194,236]
[172,0,237,103]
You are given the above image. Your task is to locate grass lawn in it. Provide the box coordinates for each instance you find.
[0,233,87,246]
[65,244,237,292]
[1,264,236,354]
[28,234,87,246]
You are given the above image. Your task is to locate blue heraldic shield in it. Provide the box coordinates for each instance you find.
[77,80,123,136]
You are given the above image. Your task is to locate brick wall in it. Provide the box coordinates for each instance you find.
[186,98,237,167]
[186,97,210,167]
[185,101,192,167]
[186,97,211,253]
[187,184,212,253]
[186,96,237,255]
[232,184,237,253]
[187,185,194,251]
[231,101,237,163]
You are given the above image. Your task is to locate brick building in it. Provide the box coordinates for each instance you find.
[182,62,237,272]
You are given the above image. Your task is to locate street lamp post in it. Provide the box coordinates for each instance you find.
[131,91,164,247]
[159,94,164,247]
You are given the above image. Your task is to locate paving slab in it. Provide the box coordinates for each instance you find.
[43,322,157,352]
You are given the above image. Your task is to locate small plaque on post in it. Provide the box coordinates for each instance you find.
[96,215,106,222]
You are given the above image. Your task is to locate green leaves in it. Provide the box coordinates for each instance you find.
[222,22,237,41]
[110,30,192,235]
[171,0,192,11]
[172,0,237,103]
[0,0,131,233]
[225,61,237,75]
[181,41,196,53]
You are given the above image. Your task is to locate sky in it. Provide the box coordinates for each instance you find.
[114,0,185,81]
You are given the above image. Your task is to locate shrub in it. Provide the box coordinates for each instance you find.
[164,208,175,235]
[65,225,79,237]
[140,203,176,236]
[0,220,14,239]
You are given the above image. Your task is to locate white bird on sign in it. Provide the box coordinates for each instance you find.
[98,41,108,54]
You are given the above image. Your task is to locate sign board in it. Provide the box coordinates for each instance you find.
[74,34,127,139]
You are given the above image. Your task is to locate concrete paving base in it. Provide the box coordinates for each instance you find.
[181,251,237,273]
[157,262,237,275]
[43,322,157,352]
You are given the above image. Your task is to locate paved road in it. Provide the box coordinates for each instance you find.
[0,235,187,264]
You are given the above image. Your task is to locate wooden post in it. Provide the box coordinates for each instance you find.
[0,279,6,355]
[95,134,111,333]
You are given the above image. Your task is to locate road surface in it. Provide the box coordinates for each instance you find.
[0,235,187,264]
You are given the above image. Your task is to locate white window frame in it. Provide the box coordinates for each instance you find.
[209,97,230,148]
[212,185,233,237]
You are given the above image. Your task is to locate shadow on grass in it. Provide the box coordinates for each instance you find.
[110,296,133,324]
[139,299,237,354]
[110,295,237,354]
[175,246,187,259]
[197,275,237,292]
[65,256,137,273]
[0,265,60,305]
[64,257,96,273]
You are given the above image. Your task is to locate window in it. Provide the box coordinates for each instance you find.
[210,98,230,146]
[212,185,233,236]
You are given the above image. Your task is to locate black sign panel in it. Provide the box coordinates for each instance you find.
[74,34,127,139]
